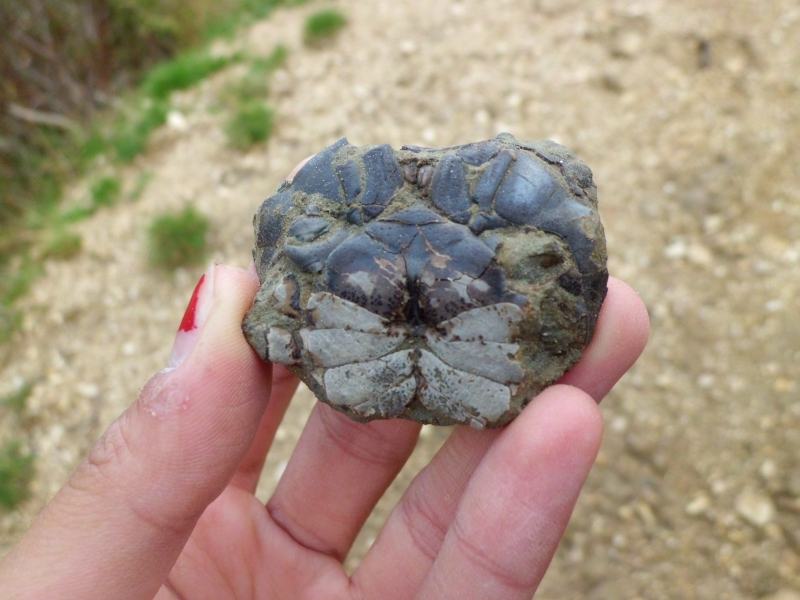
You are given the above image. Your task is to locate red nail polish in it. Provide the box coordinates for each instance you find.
[179,274,206,332]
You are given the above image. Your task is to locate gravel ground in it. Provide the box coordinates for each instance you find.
[2,1,799,598]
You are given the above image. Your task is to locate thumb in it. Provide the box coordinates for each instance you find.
[0,264,272,600]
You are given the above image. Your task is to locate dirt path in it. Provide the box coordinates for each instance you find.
[2,1,799,597]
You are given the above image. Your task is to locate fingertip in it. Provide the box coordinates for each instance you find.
[515,384,603,466]
[272,364,297,385]
[607,276,650,357]
[287,154,314,182]
[176,263,264,380]
[246,260,259,281]
[559,276,650,401]
[211,264,260,307]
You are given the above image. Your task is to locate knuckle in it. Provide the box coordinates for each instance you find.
[451,515,538,592]
[125,493,188,538]
[69,402,192,538]
[70,411,136,495]
[317,405,411,468]
[399,476,449,561]
[265,500,342,559]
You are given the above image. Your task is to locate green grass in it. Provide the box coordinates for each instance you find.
[303,9,347,45]
[110,101,169,163]
[226,102,275,148]
[204,0,309,40]
[254,44,289,73]
[142,51,232,100]
[110,51,232,164]
[230,71,270,104]
[57,175,122,225]
[58,206,97,224]
[1,259,42,307]
[0,307,20,344]
[148,206,210,270]
[79,131,108,164]
[42,229,82,260]
[1,383,32,416]
[129,172,153,202]
[0,441,34,511]
[0,257,41,341]
[90,176,122,208]
[230,46,288,101]
[223,46,285,150]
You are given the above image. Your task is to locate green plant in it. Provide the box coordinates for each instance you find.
[0,258,40,342]
[79,131,108,164]
[148,206,210,269]
[91,176,122,208]
[129,172,153,202]
[1,383,32,416]
[230,73,270,104]
[303,9,347,45]
[231,47,289,101]
[204,0,308,40]
[58,206,97,224]
[0,306,21,345]
[226,103,275,149]
[254,44,289,73]
[42,229,82,260]
[111,101,169,163]
[142,51,232,100]
[0,259,42,307]
[0,441,35,511]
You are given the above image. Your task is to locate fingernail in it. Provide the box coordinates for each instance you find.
[169,265,216,367]
[287,155,314,183]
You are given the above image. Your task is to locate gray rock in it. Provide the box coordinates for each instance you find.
[324,350,416,418]
[299,329,403,368]
[243,134,607,427]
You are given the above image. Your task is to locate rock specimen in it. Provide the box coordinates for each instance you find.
[243,133,607,428]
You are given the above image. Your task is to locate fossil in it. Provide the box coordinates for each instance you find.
[243,133,607,428]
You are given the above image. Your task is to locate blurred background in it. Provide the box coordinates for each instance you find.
[1,0,798,597]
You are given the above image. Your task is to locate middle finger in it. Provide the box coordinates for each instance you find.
[266,403,420,560]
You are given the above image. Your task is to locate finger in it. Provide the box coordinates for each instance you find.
[558,277,650,400]
[0,265,271,599]
[265,404,420,560]
[418,385,602,599]
[352,425,501,597]
[352,277,648,597]
[224,158,311,493]
[287,155,314,182]
[230,365,299,492]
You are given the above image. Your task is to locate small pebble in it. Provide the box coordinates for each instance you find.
[735,489,775,527]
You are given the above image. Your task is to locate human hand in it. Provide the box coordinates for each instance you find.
[0,259,648,600]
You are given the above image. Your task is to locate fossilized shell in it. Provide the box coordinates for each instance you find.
[243,133,607,427]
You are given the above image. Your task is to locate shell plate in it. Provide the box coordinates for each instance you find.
[243,133,608,428]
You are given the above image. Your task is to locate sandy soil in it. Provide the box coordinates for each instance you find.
[2,1,799,597]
